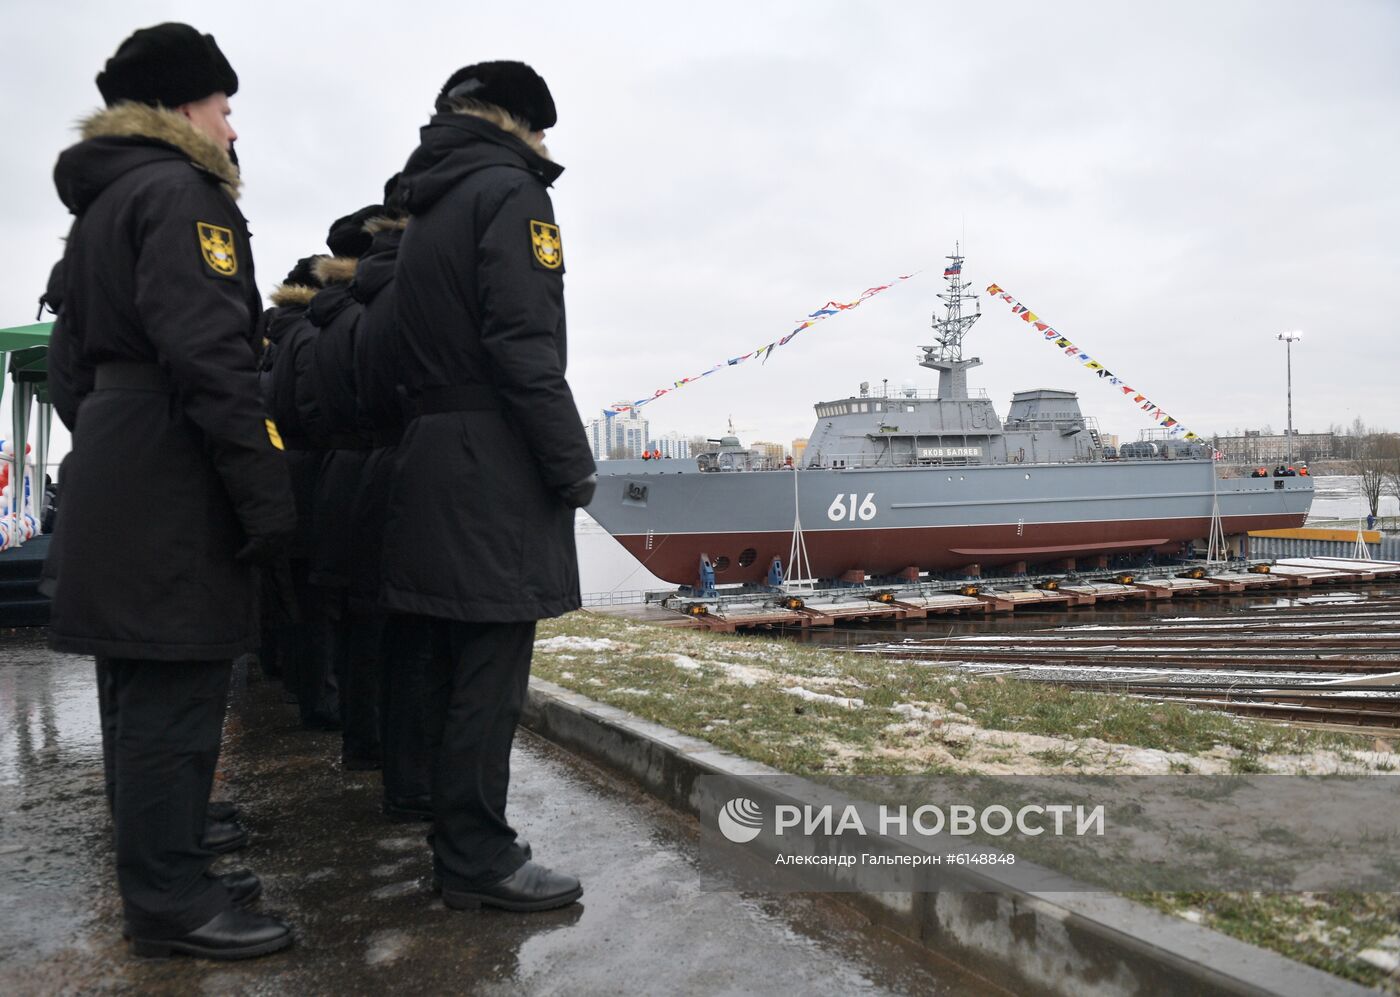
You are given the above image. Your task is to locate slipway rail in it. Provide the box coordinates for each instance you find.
[850,564,1400,732]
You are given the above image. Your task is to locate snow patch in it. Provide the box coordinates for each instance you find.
[784,686,864,709]
[365,929,411,966]
[711,661,771,686]
[536,635,619,653]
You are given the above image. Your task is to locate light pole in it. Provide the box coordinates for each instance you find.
[1277,331,1302,464]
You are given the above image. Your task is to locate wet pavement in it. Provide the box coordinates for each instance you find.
[0,630,995,996]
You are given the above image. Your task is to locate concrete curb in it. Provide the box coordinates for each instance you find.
[522,678,1374,997]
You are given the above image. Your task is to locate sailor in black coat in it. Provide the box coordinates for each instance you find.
[44,23,294,959]
[381,62,595,910]
[349,216,435,816]
[256,261,341,725]
[304,243,379,766]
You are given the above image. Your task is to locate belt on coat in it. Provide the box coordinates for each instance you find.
[94,362,174,393]
[412,384,502,416]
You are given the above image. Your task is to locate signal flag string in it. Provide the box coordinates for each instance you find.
[985,282,1220,456]
[604,272,921,416]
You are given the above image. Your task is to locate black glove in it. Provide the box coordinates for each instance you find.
[558,472,598,509]
[236,533,289,566]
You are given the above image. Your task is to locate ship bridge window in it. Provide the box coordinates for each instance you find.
[874,402,883,411]
[905,404,915,413]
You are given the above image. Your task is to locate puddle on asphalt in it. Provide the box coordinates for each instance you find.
[0,639,992,995]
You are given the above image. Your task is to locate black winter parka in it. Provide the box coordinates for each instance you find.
[380,114,595,622]
[45,103,295,659]
[346,225,405,609]
[304,277,365,590]
[257,295,322,560]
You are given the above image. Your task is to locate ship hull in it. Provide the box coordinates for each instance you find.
[584,459,1313,586]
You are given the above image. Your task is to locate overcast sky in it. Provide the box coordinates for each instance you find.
[3,0,1397,462]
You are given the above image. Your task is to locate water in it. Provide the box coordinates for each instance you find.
[1307,474,1399,522]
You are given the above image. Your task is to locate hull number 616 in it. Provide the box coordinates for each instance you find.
[828,493,877,522]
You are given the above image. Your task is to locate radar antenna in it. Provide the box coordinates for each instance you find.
[918,243,982,399]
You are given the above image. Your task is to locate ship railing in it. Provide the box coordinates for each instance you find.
[808,452,1071,470]
[1002,419,1087,433]
[1211,461,1312,479]
[805,451,1238,470]
[850,386,990,401]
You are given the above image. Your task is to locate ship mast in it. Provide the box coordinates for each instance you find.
[918,244,981,400]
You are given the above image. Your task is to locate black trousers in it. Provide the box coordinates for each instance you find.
[414,617,534,888]
[332,611,384,766]
[381,615,433,806]
[95,658,232,937]
[287,565,339,728]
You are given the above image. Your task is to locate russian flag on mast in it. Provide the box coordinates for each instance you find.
[943,260,962,276]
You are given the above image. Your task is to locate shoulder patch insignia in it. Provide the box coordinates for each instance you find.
[197,221,238,276]
[529,219,563,271]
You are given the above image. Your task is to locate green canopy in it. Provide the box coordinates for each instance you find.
[2,326,52,404]
[0,322,53,352]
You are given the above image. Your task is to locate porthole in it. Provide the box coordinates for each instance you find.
[1024,473,1031,480]
[714,556,731,572]
[737,548,757,567]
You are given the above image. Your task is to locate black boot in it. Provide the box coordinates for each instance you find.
[216,868,262,908]
[202,817,249,854]
[440,860,581,913]
[130,909,293,960]
[121,870,262,939]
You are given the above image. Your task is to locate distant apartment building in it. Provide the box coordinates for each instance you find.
[586,407,650,460]
[1209,430,1339,465]
[791,438,808,464]
[653,432,691,460]
[750,440,787,468]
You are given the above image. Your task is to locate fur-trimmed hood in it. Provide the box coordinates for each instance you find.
[398,112,563,217]
[270,283,319,308]
[306,257,360,329]
[363,215,408,235]
[312,256,358,286]
[451,104,551,160]
[54,102,240,213]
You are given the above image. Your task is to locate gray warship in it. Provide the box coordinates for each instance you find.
[583,250,1313,587]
